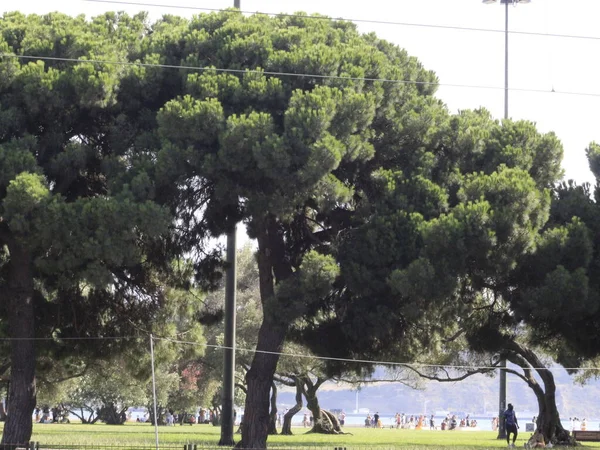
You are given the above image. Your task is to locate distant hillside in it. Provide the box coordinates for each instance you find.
[276,369,600,419]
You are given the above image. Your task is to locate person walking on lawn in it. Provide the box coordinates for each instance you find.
[504,403,519,447]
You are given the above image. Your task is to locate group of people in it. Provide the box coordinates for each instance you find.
[302,413,313,427]
[389,412,477,431]
[393,413,416,429]
[392,413,429,430]
[364,412,382,428]
[34,406,68,424]
[569,417,588,431]
[439,414,478,430]
[137,408,218,426]
[298,411,348,428]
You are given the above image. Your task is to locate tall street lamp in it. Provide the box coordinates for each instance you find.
[219,0,241,443]
[482,0,531,120]
[482,0,530,440]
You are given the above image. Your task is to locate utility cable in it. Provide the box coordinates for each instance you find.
[2,53,600,98]
[0,334,596,371]
[0,336,140,340]
[155,336,600,372]
[80,0,600,43]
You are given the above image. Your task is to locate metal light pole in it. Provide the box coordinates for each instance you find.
[218,3,243,445]
[482,0,531,440]
[498,359,507,439]
[219,226,237,446]
[482,0,531,121]
[149,335,160,450]
[219,2,241,444]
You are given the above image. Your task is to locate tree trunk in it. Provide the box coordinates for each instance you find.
[306,397,340,435]
[535,370,573,445]
[237,321,287,449]
[526,371,571,445]
[320,410,342,433]
[237,217,293,449]
[304,383,321,432]
[98,403,127,425]
[303,377,341,434]
[281,380,303,435]
[267,382,278,435]
[1,246,36,447]
[507,342,575,446]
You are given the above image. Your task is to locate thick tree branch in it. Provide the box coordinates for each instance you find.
[313,376,327,391]
[505,340,555,388]
[503,367,531,385]
[273,373,296,387]
[442,328,465,343]
[404,363,499,383]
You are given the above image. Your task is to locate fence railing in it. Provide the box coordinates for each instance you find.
[3,444,203,450]
[7,444,368,450]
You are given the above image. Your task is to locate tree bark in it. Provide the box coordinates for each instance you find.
[531,369,572,445]
[237,321,287,449]
[281,380,303,435]
[302,376,321,432]
[506,342,575,446]
[1,245,36,447]
[98,403,127,425]
[267,382,278,435]
[302,376,341,434]
[237,217,293,449]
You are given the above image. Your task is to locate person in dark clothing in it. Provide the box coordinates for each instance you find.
[449,416,457,430]
[504,403,519,447]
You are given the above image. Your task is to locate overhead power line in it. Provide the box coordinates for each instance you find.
[2,53,600,98]
[0,336,140,341]
[81,0,600,43]
[162,336,600,372]
[0,334,596,371]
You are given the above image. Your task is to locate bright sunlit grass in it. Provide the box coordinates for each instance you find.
[0,422,598,449]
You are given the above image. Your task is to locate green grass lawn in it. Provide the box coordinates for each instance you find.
[1,422,598,449]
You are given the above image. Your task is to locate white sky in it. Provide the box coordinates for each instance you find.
[7,0,600,186]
